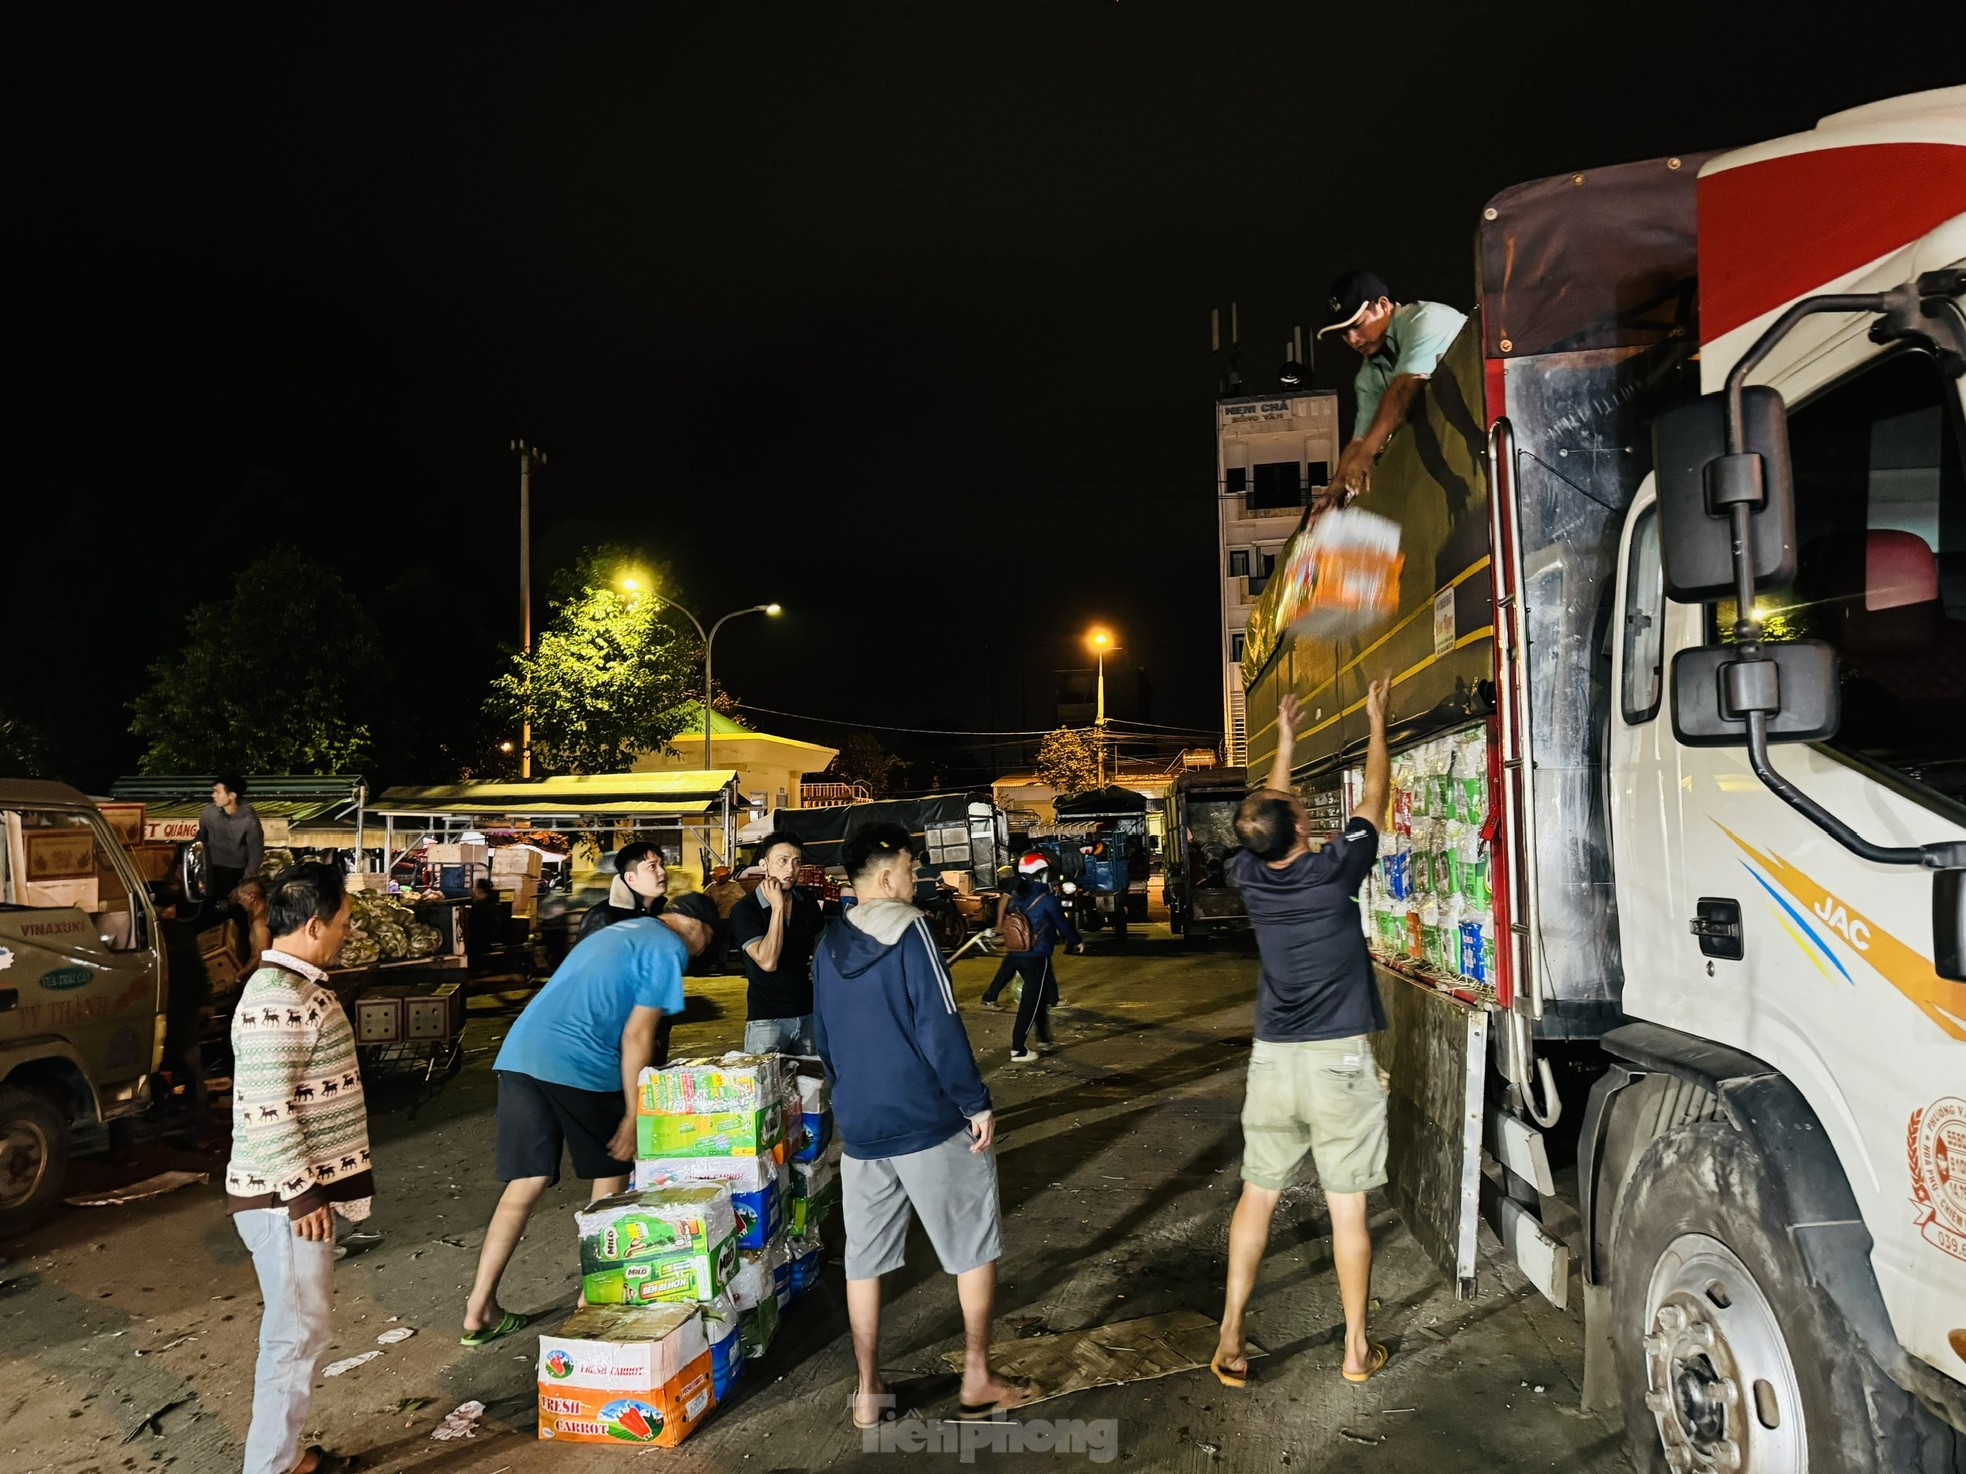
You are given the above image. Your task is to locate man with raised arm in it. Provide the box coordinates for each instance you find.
[1213,676,1393,1388]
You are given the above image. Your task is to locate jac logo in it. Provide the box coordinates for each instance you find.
[1811,894,1872,952]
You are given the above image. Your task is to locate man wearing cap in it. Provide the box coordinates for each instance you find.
[1320,270,1468,499]
[458,892,719,1346]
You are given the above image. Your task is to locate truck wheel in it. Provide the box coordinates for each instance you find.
[1612,1120,1956,1474]
[0,1087,71,1240]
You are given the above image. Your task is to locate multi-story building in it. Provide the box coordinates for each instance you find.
[1214,389,1340,763]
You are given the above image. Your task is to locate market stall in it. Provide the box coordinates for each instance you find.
[363,770,745,963]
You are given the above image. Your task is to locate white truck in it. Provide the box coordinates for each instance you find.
[1240,88,1965,1471]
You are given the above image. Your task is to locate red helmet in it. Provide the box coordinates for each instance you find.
[1016,851,1050,877]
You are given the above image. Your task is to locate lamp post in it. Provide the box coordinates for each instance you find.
[510,440,546,777]
[625,580,782,770]
[1088,627,1117,789]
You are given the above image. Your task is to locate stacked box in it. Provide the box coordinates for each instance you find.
[788,1142,841,1237]
[1358,728,1496,987]
[576,1187,740,1306]
[791,1071,833,1164]
[536,1304,714,1447]
[636,1054,825,1376]
[635,1153,787,1252]
[699,1293,744,1402]
[783,1234,824,1301]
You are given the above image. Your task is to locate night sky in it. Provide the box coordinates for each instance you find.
[14,5,1961,791]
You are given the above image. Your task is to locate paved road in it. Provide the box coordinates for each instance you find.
[2,926,1631,1472]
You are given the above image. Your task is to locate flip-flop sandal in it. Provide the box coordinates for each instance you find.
[1210,1352,1250,1388]
[1341,1343,1390,1383]
[953,1382,1040,1420]
[459,1310,531,1347]
[850,1387,890,1430]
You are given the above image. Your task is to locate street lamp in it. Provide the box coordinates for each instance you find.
[1087,627,1118,788]
[627,580,782,770]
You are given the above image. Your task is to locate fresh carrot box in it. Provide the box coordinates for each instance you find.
[537,1304,715,1447]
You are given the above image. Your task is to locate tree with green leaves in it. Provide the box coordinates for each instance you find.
[830,732,907,799]
[1035,726,1103,798]
[0,707,51,778]
[130,547,390,775]
[486,546,699,775]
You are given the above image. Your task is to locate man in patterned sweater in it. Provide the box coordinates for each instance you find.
[225,862,371,1474]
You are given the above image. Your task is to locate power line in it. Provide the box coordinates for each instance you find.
[737,703,1057,738]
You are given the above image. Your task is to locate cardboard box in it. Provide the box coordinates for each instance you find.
[577,1187,740,1305]
[783,1233,824,1300]
[633,1157,784,1252]
[345,873,394,894]
[739,1293,779,1361]
[788,1154,840,1237]
[727,1235,787,1315]
[492,845,543,877]
[640,1055,782,1115]
[536,1304,714,1447]
[700,1293,743,1402]
[791,1077,832,1163]
[426,841,488,866]
[636,1104,782,1160]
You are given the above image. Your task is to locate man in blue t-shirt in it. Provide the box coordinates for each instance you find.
[458,894,717,1346]
[1212,675,1392,1390]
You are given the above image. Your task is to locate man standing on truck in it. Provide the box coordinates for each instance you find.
[1212,676,1392,1388]
[198,774,264,925]
[729,830,824,1055]
[1319,270,1467,500]
[224,861,371,1474]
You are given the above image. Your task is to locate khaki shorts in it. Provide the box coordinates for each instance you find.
[1240,1036,1389,1194]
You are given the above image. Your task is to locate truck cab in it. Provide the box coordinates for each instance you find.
[0,781,168,1235]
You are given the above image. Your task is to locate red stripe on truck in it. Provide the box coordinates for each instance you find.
[1699,142,1966,343]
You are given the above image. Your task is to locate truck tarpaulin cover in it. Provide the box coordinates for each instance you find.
[1052,787,1149,819]
[764,795,975,871]
[1478,152,1715,359]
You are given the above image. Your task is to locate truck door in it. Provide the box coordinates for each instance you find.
[1608,490,1754,1038]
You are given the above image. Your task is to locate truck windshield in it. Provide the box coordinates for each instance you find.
[0,808,145,951]
[1719,349,1966,806]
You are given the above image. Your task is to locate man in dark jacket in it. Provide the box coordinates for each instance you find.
[198,774,264,924]
[576,841,668,940]
[812,823,1034,1427]
[998,853,1082,1064]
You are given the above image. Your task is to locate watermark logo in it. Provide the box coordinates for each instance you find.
[853,1397,1118,1463]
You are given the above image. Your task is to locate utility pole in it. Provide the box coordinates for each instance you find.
[511,440,545,777]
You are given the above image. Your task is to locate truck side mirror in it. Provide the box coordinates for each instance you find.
[1936,870,1966,984]
[1670,641,1840,746]
[1652,387,1798,601]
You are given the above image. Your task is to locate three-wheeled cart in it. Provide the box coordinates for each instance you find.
[1162,767,1250,940]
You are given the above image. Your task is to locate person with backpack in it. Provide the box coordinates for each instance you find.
[995,853,1082,1063]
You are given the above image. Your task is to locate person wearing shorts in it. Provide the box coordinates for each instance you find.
[812,822,1035,1428]
[458,896,716,1346]
[1214,675,1392,1387]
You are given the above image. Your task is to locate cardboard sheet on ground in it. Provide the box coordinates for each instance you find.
[64,1171,208,1206]
[940,1310,1264,1407]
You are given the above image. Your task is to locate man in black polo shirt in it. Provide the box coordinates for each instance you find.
[729,830,823,1055]
[1212,675,1391,1389]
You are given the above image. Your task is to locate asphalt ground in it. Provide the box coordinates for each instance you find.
[1,925,1631,1472]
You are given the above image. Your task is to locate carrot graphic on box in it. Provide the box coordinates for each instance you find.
[613,1403,652,1439]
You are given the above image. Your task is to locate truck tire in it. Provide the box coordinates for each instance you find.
[1611,1119,1958,1474]
[0,1086,71,1240]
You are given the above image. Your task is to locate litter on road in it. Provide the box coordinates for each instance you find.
[322,1350,382,1376]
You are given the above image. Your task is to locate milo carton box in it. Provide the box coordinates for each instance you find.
[576,1186,740,1305]
[536,1303,714,1447]
[637,1102,784,1160]
[639,1054,783,1114]
[635,1156,784,1251]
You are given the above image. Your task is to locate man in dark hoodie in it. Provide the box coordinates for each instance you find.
[812,823,1035,1427]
